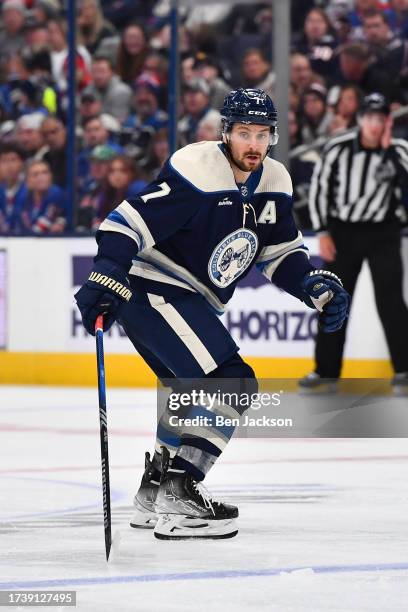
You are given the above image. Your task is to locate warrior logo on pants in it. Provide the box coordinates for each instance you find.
[208,229,258,287]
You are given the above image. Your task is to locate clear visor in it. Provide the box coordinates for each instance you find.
[227,127,279,147]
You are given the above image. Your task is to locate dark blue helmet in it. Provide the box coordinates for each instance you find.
[220,88,278,144]
[360,92,390,116]
[221,88,277,126]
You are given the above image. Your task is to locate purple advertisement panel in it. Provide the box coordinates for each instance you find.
[0,250,6,349]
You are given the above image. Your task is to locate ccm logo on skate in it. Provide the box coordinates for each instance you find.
[88,272,133,301]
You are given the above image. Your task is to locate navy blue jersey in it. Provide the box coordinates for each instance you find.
[97,141,313,313]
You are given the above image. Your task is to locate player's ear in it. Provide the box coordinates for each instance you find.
[221,132,227,144]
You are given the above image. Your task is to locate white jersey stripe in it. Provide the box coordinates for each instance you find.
[256,231,305,263]
[147,293,218,375]
[118,200,155,249]
[98,219,141,248]
[262,248,310,281]
[139,248,227,314]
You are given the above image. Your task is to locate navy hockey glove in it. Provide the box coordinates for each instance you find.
[301,270,350,333]
[74,259,133,336]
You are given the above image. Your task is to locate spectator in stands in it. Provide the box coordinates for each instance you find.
[31,0,61,25]
[362,10,408,85]
[79,87,103,121]
[106,154,146,199]
[391,0,408,38]
[0,0,26,57]
[93,154,147,225]
[60,50,93,104]
[89,55,132,122]
[290,53,324,96]
[23,50,58,116]
[116,23,150,85]
[336,42,400,100]
[347,0,397,35]
[143,51,169,90]
[292,8,339,81]
[20,159,66,234]
[40,117,67,188]
[332,11,353,45]
[0,143,27,234]
[77,0,116,56]
[47,18,92,92]
[15,112,48,161]
[300,83,333,144]
[24,22,49,53]
[142,50,169,108]
[325,0,353,24]
[0,50,57,119]
[100,0,153,29]
[329,84,362,132]
[178,78,214,146]
[181,55,195,84]
[124,73,167,132]
[192,52,230,109]
[140,127,169,182]
[240,48,275,99]
[121,72,167,162]
[363,9,395,51]
[77,114,123,188]
[221,3,267,35]
[184,4,232,32]
[76,143,117,232]
[195,109,221,142]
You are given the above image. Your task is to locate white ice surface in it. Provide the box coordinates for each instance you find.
[0,386,407,612]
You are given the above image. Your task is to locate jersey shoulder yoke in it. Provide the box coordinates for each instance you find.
[255,157,292,197]
[169,141,238,193]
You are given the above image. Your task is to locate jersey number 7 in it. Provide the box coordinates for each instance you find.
[140,182,171,203]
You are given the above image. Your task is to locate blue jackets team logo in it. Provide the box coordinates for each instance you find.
[208,229,258,287]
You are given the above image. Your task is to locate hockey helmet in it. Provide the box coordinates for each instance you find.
[220,88,279,145]
[360,92,390,116]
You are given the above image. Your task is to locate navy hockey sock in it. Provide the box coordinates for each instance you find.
[171,401,241,481]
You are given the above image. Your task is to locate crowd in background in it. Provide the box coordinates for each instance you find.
[0,0,407,234]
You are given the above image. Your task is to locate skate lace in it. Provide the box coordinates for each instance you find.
[192,481,215,515]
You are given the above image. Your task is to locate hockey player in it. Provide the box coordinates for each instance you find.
[75,88,350,540]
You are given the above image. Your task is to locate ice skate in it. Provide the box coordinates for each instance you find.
[298,372,338,394]
[130,452,159,529]
[153,448,238,540]
[391,372,408,396]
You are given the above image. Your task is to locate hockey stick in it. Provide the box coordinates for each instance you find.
[95,314,112,561]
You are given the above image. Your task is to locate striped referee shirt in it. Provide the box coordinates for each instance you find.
[309,130,408,231]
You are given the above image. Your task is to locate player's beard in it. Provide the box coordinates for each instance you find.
[230,149,265,173]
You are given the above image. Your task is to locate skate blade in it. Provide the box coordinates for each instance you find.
[153,515,238,540]
[130,507,157,529]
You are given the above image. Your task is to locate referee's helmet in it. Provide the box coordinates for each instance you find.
[360,93,390,116]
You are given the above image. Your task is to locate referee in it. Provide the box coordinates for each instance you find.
[301,92,408,390]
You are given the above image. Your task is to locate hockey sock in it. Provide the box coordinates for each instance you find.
[154,397,183,463]
[171,398,241,481]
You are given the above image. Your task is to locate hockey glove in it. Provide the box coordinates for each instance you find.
[74,258,133,336]
[301,270,350,333]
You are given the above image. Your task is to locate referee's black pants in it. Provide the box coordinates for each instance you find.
[315,220,408,377]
